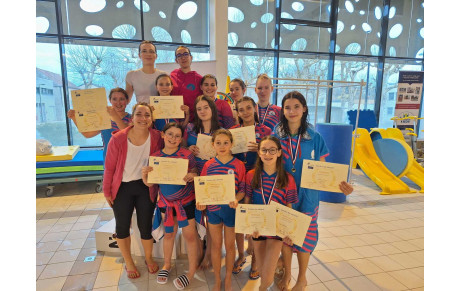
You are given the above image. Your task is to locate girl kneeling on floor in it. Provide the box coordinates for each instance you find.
[197,129,246,291]
[245,136,298,290]
[142,122,200,290]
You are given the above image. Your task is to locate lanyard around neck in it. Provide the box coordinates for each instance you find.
[260,174,278,205]
[288,135,301,172]
[257,104,270,125]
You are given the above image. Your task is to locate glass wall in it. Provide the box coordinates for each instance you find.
[36,37,67,146]
[227,0,424,134]
[36,0,209,147]
[277,53,329,123]
[228,0,276,50]
[386,0,424,58]
[228,50,275,101]
[331,56,378,124]
[336,0,382,56]
[281,0,331,22]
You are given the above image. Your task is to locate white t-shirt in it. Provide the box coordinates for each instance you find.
[122,134,151,182]
[126,68,167,103]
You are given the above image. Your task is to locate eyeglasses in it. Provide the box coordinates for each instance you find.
[259,148,279,155]
[165,132,182,140]
[176,52,190,59]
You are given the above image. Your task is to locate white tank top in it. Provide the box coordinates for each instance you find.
[122,134,151,182]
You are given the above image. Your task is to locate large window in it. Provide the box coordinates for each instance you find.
[277,53,329,123]
[281,0,330,22]
[336,0,382,56]
[228,50,275,102]
[36,38,67,146]
[331,57,378,124]
[227,0,424,134]
[386,0,424,58]
[36,0,209,147]
[228,0,276,50]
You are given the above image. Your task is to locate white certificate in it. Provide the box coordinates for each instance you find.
[71,88,111,132]
[194,174,235,205]
[147,157,188,185]
[150,96,184,119]
[196,134,216,160]
[271,201,312,247]
[229,125,256,154]
[300,160,349,192]
[235,204,276,236]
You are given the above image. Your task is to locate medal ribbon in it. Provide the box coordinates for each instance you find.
[257,104,270,125]
[261,174,278,205]
[288,135,301,171]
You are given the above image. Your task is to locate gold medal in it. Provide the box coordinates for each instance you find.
[289,135,301,174]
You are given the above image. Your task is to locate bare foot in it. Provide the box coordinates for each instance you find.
[145,257,159,274]
[277,273,291,291]
[291,279,307,291]
[125,262,140,279]
[199,253,212,270]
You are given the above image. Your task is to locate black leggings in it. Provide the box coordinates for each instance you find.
[112,179,156,240]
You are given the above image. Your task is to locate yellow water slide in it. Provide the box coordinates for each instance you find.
[378,128,424,193]
[352,128,415,195]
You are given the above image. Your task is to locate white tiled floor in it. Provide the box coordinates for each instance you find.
[36,169,424,290]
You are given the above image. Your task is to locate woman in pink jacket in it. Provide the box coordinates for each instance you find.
[103,102,164,279]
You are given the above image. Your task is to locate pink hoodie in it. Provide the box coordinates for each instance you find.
[103,125,163,202]
[170,69,203,122]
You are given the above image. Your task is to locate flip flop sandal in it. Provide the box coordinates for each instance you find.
[173,274,190,290]
[249,269,260,280]
[232,258,247,274]
[156,269,171,284]
[124,266,140,279]
[145,260,159,274]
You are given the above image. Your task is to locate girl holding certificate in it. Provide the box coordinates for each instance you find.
[245,136,298,290]
[67,87,131,161]
[184,95,222,270]
[185,95,222,174]
[197,129,246,291]
[103,102,163,279]
[230,96,271,279]
[228,78,247,124]
[232,97,272,171]
[153,74,190,131]
[200,74,235,129]
[273,91,353,290]
[255,74,281,131]
[142,122,199,289]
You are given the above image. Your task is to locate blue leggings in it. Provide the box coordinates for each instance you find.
[112,179,156,240]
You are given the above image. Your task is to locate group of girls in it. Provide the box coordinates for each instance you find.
[72,41,354,291]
